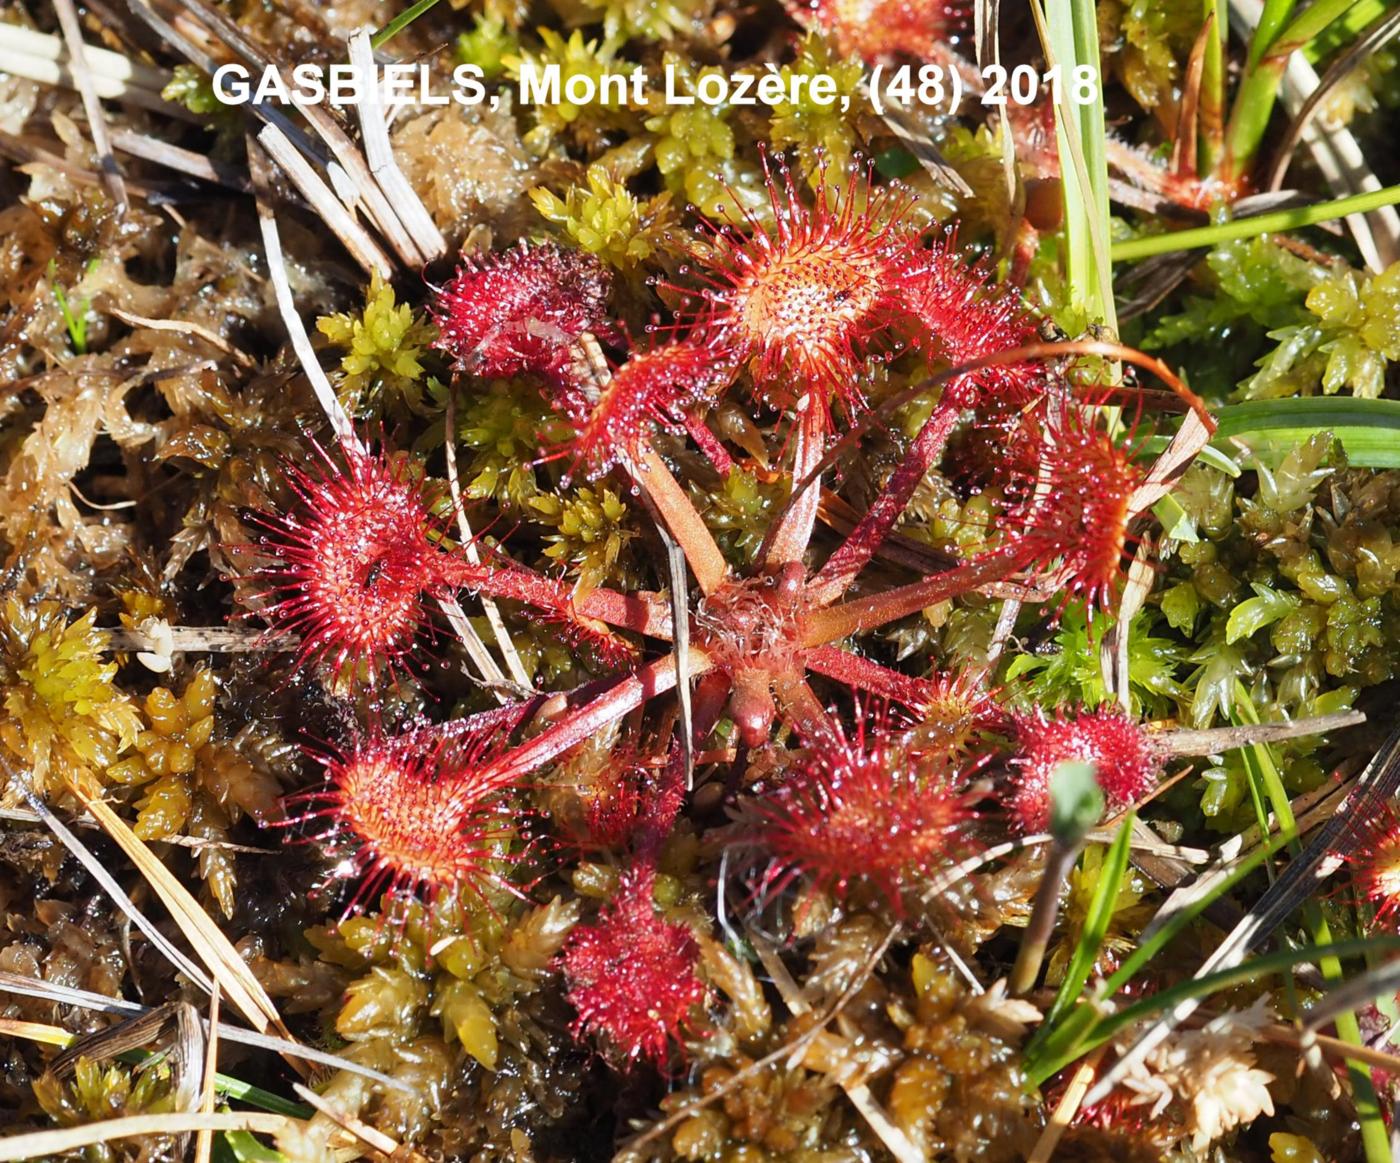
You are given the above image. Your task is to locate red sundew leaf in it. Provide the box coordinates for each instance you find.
[441,556,639,670]
[561,864,709,1065]
[671,151,926,416]
[1008,706,1164,833]
[995,396,1153,616]
[287,711,534,918]
[431,241,614,387]
[235,442,448,682]
[748,714,978,911]
[898,231,1048,406]
[555,340,734,482]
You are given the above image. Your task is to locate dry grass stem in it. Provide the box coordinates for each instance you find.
[347,28,447,263]
[72,789,302,1056]
[1028,1045,1106,1163]
[751,936,923,1163]
[256,123,394,279]
[0,971,413,1091]
[441,389,532,690]
[0,22,172,110]
[52,0,128,211]
[293,1083,431,1162]
[108,307,255,367]
[251,143,362,451]
[0,1113,296,1161]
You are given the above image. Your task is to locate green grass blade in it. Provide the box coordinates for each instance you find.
[1088,935,1400,1048]
[372,0,445,48]
[222,1130,290,1161]
[1113,182,1400,260]
[1229,684,1390,1163]
[213,1075,312,1119]
[1210,397,1400,468]
[1031,814,1135,1049]
[1027,830,1287,1084]
[1036,0,1115,328]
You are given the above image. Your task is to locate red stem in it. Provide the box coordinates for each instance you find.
[771,670,835,745]
[479,652,706,787]
[760,406,826,571]
[803,646,937,707]
[631,439,729,596]
[444,556,672,638]
[803,546,1029,646]
[806,397,963,607]
[579,589,674,638]
[683,410,735,475]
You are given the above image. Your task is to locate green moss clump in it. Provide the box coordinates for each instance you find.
[33,1056,177,1161]
[504,31,640,153]
[1098,0,1202,115]
[457,12,519,80]
[105,668,282,916]
[317,272,436,418]
[1298,260,1400,397]
[452,380,575,511]
[573,0,713,45]
[531,165,675,272]
[645,57,768,219]
[528,485,637,595]
[767,33,865,183]
[0,600,141,801]
[287,891,583,1155]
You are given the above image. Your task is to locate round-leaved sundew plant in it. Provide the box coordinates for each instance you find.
[431,240,615,388]
[551,338,732,482]
[1008,706,1164,832]
[785,0,972,64]
[672,151,926,417]
[999,398,1154,612]
[285,707,530,917]
[1338,798,1400,927]
[237,443,456,682]
[747,712,978,910]
[561,863,709,1064]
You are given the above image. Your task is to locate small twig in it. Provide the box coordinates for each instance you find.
[5,765,215,996]
[435,595,532,701]
[195,987,221,1163]
[1154,709,1367,756]
[175,0,418,269]
[292,1084,428,1162]
[749,934,919,1163]
[104,625,282,654]
[52,0,127,212]
[0,971,413,1092]
[1265,7,1400,195]
[0,23,174,112]
[109,129,251,191]
[985,597,1022,671]
[1261,1023,1400,1076]
[0,805,274,853]
[1028,1045,1106,1163]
